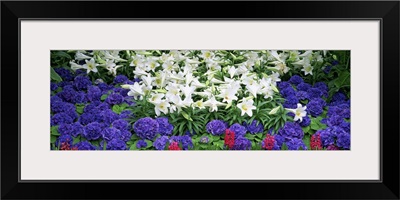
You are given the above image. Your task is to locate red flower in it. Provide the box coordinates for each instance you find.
[224,129,235,149]
[262,134,275,150]
[310,133,323,150]
[168,141,181,150]
[59,139,78,150]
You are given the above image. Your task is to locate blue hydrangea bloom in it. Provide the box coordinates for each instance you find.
[70,122,84,137]
[286,138,307,150]
[243,120,264,134]
[307,88,323,100]
[74,75,92,91]
[296,82,312,92]
[229,123,247,138]
[118,130,132,142]
[155,117,174,136]
[74,141,96,150]
[105,138,127,150]
[283,95,299,109]
[307,98,324,117]
[113,75,128,84]
[319,128,337,147]
[51,101,70,113]
[299,116,311,127]
[232,136,252,150]
[313,82,328,98]
[112,119,129,131]
[289,75,304,86]
[100,109,119,125]
[51,82,58,91]
[75,69,86,76]
[331,92,347,103]
[206,120,227,136]
[73,91,87,104]
[54,68,74,82]
[106,93,124,105]
[277,81,291,90]
[120,110,134,119]
[57,81,73,88]
[326,115,345,127]
[136,140,148,149]
[57,85,77,103]
[133,117,159,140]
[87,86,102,102]
[51,112,74,126]
[83,122,103,140]
[58,123,73,135]
[199,136,209,144]
[336,132,350,149]
[278,122,304,140]
[280,87,296,98]
[323,65,332,74]
[296,91,309,100]
[55,134,73,147]
[153,136,169,150]
[98,83,114,92]
[101,127,121,141]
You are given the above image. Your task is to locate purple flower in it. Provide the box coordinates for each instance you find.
[54,68,74,82]
[73,91,87,104]
[206,120,228,136]
[319,128,337,147]
[327,144,339,150]
[229,123,247,138]
[133,117,159,140]
[156,117,174,136]
[153,136,169,150]
[75,69,86,76]
[136,140,148,149]
[51,82,58,91]
[332,60,339,66]
[336,132,350,149]
[100,109,119,125]
[55,134,73,147]
[326,115,345,127]
[277,81,291,90]
[323,65,332,74]
[74,75,92,91]
[296,91,309,100]
[106,93,124,105]
[74,141,96,150]
[296,82,312,92]
[118,130,132,142]
[102,127,121,141]
[113,75,128,84]
[307,88,323,100]
[232,136,252,150]
[278,122,304,140]
[199,136,209,144]
[283,95,299,109]
[98,83,114,92]
[280,87,296,98]
[83,122,103,140]
[87,86,102,102]
[176,135,193,150]
[70,122,84,137]
[51,112,74,126]
[299,116,311,127]
[120,110,134,119]
[307,98,325,117]
[289,75,304,86]
[331,92,347,103]
[313,82,328,98]
[286,138,307,150]
[51,101,71,113]
[112,119,129,131]
[58,123,73,135]
[105,138,127,150]
[243,120,264,134]
[57,85,77,103]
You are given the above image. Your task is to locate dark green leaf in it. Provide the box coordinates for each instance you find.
[50,67,63,82]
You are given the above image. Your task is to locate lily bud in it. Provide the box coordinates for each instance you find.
[269,106,280,115]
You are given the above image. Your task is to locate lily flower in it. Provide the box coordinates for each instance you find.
[83,58,99,73]
[236,98,256,117]
[286,103,307,122]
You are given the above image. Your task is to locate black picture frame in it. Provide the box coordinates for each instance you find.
[1,1,399,199]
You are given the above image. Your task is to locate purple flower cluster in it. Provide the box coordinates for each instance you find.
[229,123,247,138]
[243,120,264,134]
[232,136,252,150]
[133,117,159,140]
[169,135,194,150]
[276,122,307,150]
[206,120,228,136]
[156,117,174,136]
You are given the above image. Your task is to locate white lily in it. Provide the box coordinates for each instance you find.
[180,85,196,98]
[141,75,153,87]
[204,96,226,112]
[83,58,99,73]
[269,106,280,115]
[301,63,314,75]
[75,51,92,61]
[127,82,145,100]
[148,93,165,104]
[246,83,262,98]
[145,57,160,72]
[70,61,85,71]
[154,100,170,116]
[286,103,307,122]
[216,88,238,104]
[236,98,256,117]
[192,99,206,109]
[227,66,237,78]
[104,50,126,62]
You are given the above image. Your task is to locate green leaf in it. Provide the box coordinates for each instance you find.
[50,135,57,144]
[302,126,310,134]
[101,94,108,101]
[281,143,288,150]
[50,67,63,82]
[103,141,107,150]
[303,135,311,150]
[76,104,85,115]
[54,51,72,59]
[181,111,193,121]
[51,126,60,136]
[145,140,153,148]
[130,142,138,150]
[112,105,122,114]
[72,136,80,145]
[334,71,350,88]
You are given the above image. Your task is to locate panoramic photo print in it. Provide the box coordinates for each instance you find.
[50,50,350,151]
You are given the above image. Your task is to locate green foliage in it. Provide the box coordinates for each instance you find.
[50,126,60,136]
[112,103,129,114]
[50,67,63,83]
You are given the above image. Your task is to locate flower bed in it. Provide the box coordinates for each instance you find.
[50,50,350,150]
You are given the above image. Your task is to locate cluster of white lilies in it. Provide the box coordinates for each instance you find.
[69,50,325,121]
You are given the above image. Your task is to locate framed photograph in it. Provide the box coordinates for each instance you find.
[2,1,399,199]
